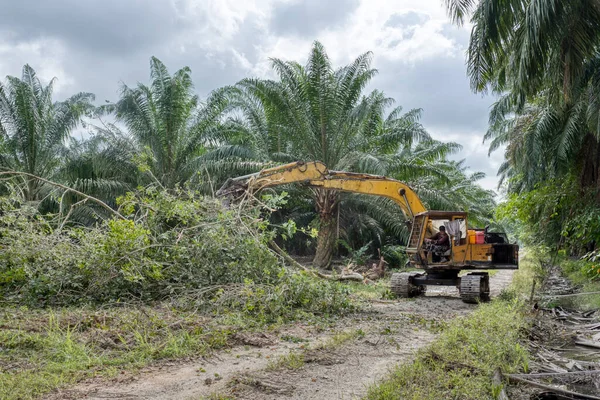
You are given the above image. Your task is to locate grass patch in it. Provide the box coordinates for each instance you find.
[0,301,352,400]
[513,251,546,296]
[405,314,448,333]
[364,300,529,400]
[266,352,305,371]
[280,334,309,343]
[0,306,231,400]
[320,328,366,349]
[199,394,234,400]
[557,257,600,310]
[266,328,365,372]
[347,278,394,300]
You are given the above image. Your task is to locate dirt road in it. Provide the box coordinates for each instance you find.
[49,270,513,400]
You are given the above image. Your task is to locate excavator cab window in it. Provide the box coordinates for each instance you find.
[453,219,467,245]
[424,220,452,263]
[429,219,463,243]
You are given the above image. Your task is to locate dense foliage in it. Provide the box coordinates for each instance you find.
[0,188,354,318]
[0,189,275,303]
[0,42,496,278]
[445,0,600,256]
[0,66,94,202]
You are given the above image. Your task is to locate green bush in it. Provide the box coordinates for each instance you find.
[556,255,600,310]
[381,244,408,268]
[496,176,600,255]
[209,272,356,323]
[0,188,355,317]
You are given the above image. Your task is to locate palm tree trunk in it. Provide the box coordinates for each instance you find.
[313,189,338,269]
[26,177,37,201]
[579,133,600,202]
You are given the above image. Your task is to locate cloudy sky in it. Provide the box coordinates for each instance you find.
[0,0,504,191]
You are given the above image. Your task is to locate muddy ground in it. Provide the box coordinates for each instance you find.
[48,270,514,400]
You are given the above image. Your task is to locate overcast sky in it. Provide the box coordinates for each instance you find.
[0,0,504,191]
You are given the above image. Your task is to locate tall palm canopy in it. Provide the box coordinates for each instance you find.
[0,65,94,201]
[445,0,600,196]
[112,57,226,189]
[0,57,496,266]
[445,0,600,98]
[224,41,467,268]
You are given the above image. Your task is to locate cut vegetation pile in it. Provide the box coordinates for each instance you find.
[0,188,354,318]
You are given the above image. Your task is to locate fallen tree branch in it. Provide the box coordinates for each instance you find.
[57,198,88,233]
[509,370,600,379]
[0,171,125,220]
[493,369,510,400]
[577,322,600,330]
[574,338,600,350]
[269,241,334,280]
[506,374,600,400]
[339,273,364,282]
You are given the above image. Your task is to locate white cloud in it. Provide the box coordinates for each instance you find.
[322,0,460,63]
[0,0,503,191]
[251,0,465,67]
[230,49,254,71]
[0,37,74,96]
[176,0,286,49]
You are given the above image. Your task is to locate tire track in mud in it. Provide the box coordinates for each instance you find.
[47,270,514,400]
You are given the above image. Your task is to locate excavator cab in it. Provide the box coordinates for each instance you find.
[406,211,468,267]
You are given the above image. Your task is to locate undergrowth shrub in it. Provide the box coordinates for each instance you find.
[205,273,355,323]
[0,188,355,317]
[557,254,600,310]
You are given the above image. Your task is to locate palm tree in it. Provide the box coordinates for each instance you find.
[0,65,94,202]
[50,128,140,224]
[225,42,451,268]
[110,57,228,189]
[445,0,600,98]
[484,90,592,193]
[444,0,600,196]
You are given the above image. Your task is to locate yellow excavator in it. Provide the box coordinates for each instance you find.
[218,161,519,303]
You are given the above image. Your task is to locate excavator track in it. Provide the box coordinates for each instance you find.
[390,272,425,298]
[459,273,490,303]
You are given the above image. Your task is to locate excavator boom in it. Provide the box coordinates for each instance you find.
[217,161,426,219]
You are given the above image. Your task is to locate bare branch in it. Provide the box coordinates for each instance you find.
[0,170,126,220]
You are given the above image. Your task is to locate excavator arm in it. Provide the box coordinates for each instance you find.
[217,161,427,219]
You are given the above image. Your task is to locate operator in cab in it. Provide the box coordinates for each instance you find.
[424,225,450,262]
